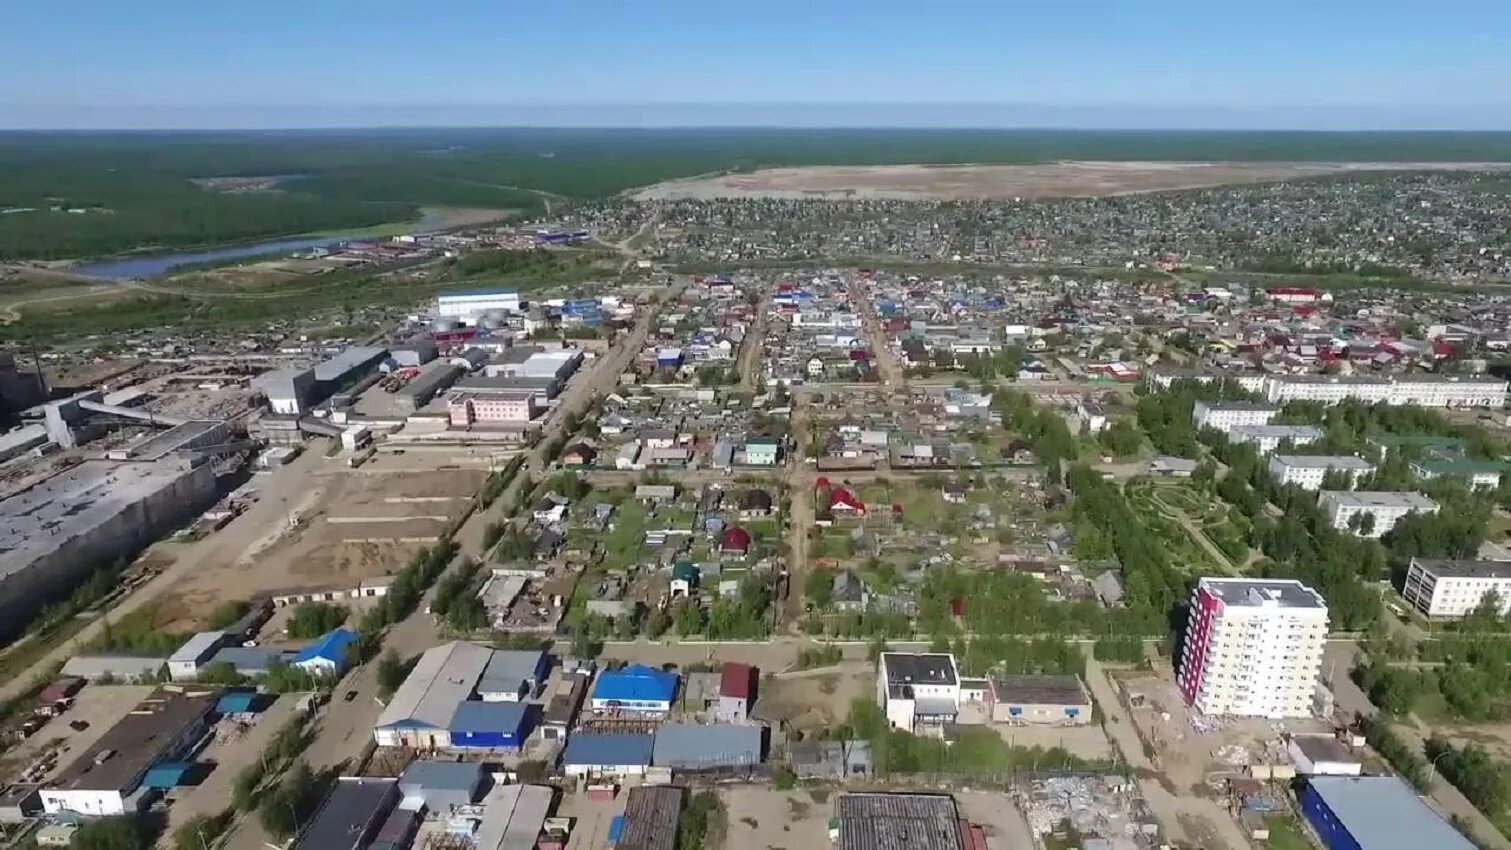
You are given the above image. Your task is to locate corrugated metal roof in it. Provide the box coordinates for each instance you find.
[591,665,678,704]
[376,641,492,731]
[652,724,763,768]
[449,701,534,734]
[169,631,226,663]
[471,783,553,850]
[478,650,545,696]
[561,733,653,767]
[1308,775,1475,850]
[397,760,484,796]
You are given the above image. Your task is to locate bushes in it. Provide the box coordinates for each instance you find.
[796,645,843,669]
[1093,636,1146,664]
[1425,738,1511,816]
[257,761,325,841]
[1360,714,1427,790]
[285,602,349,639]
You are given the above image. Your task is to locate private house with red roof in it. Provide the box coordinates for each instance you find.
[719,526,752,556]
[715,662,756,723]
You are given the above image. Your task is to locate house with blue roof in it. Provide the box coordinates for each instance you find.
[589,664,678,714]
[291,628,358,677]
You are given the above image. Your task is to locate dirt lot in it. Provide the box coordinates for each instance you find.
[154,459,482,631]
[0,684,155,782]
[633,161,1510,201]
[752,661,874,733]
[162,695,297,834]
[991,723,1115,761]
[721,786,833,850]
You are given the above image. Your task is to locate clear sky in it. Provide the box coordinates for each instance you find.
[3,0,1510,130]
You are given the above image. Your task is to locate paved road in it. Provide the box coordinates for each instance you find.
[214,278,685,850]
[1323,642,1511,850]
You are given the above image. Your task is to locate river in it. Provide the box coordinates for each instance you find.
[69,210,453,280]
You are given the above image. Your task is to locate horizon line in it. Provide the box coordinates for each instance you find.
[6,125,1511,134]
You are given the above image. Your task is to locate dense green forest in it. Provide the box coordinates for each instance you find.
[5,128,1511,260]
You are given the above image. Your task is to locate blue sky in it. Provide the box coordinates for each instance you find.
[3,1,1509,129]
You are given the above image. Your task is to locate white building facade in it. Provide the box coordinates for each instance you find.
[1177,578,1329,719]
[1318,491,1439,537]
[1267,455,1375,490]
[1192,401,1279,433]
[1402,558,1511,619]
[1229,424,1325,456]
[877,652,961,732]
[1263,375,1507,408]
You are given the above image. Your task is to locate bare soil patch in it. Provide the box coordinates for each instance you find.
[633,161,1510,201]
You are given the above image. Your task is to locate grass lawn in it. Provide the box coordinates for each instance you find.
[1264,816,1317,850]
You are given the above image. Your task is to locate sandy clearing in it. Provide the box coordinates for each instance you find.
[631,160,1511,201]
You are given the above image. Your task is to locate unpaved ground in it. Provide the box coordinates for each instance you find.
[992,723,1115,761]
[0,685,154,781]
[633,160,1511,201]
[721,787,832,850]
[755,661,874,733]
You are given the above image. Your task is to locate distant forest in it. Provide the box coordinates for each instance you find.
[4,128,1511,260]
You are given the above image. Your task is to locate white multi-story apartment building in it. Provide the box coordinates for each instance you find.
[877,652,961,732]
[1402,558,1511,619]
[435,288,521,322]
[1146,370,1268,394]
[1263,375,1507,408]
[1229,424,1325,456]
[1268,455,1375,490]
[1318,491,1439,537]
[1192,401,1280,433]
[1177,578,1329,719]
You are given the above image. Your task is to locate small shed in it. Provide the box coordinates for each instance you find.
[398,760,485,810]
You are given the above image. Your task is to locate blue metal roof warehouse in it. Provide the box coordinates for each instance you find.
[562,733,654,775]
[590,665,678,712]
[1299,775,1475,850]
[447,701,536,750]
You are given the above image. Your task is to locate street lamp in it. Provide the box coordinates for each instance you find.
[1426,749,1453,785]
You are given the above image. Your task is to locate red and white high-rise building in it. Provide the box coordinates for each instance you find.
[1177,578,1329,719]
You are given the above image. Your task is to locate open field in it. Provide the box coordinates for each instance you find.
[155,465,482,631]
[633,160,1511,201]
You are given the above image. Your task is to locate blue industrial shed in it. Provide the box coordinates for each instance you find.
[447,701,536,749]
[292,627,358,676]
[1299,775,1475,850]
[215,691,260,715]
[590,664,678,713]
[562,733,654,775]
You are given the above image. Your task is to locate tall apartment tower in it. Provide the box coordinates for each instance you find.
[1177,578,1329,719]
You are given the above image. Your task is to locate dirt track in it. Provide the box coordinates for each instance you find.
[632,160,1511,201]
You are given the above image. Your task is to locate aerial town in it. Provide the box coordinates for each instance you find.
[6,169,1511,850]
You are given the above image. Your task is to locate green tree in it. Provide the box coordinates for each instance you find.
[376,650,411,700]
[71,816,149,850]
[285,602,348,639]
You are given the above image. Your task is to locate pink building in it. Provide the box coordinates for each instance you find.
[447,391,539,427]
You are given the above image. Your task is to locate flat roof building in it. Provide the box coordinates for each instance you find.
[1319,491,1438,538]
[878,653,960,733]
[1268,455,1375,491]
[985,675,1092,725]
[652,724,764,770]
[39,687,218,817]
[1179,578,1328,719]
[292,777,399,850]
[1402,558,1511,619]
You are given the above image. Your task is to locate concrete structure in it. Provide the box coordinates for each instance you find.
[1298,775,1475,850]
[877,653,960,732]
[0,423,50,463]
[60,655,167,682]
[1178,578,1328,719]
[0,459,217,641]
[436,289,521,322]
[1402,558,1511,619]
[1268,455,1375,490]
[313,346,387,392]
[1076,399,1107,434]
[1410,458,1507,490]
[1229,424,1325,456]
[292,778,399,850]
[253,368,316,415]
[39,687,217,816]
[1263,374,1507,408]
[1318,491,1438,538]
[984,675,1092,724]
[1192,401,1279,433]
[1288,735,1364,776]
[106,420,229,462]
[447,390,540,427]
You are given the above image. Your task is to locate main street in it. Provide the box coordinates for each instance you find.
[213,275,685,850]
